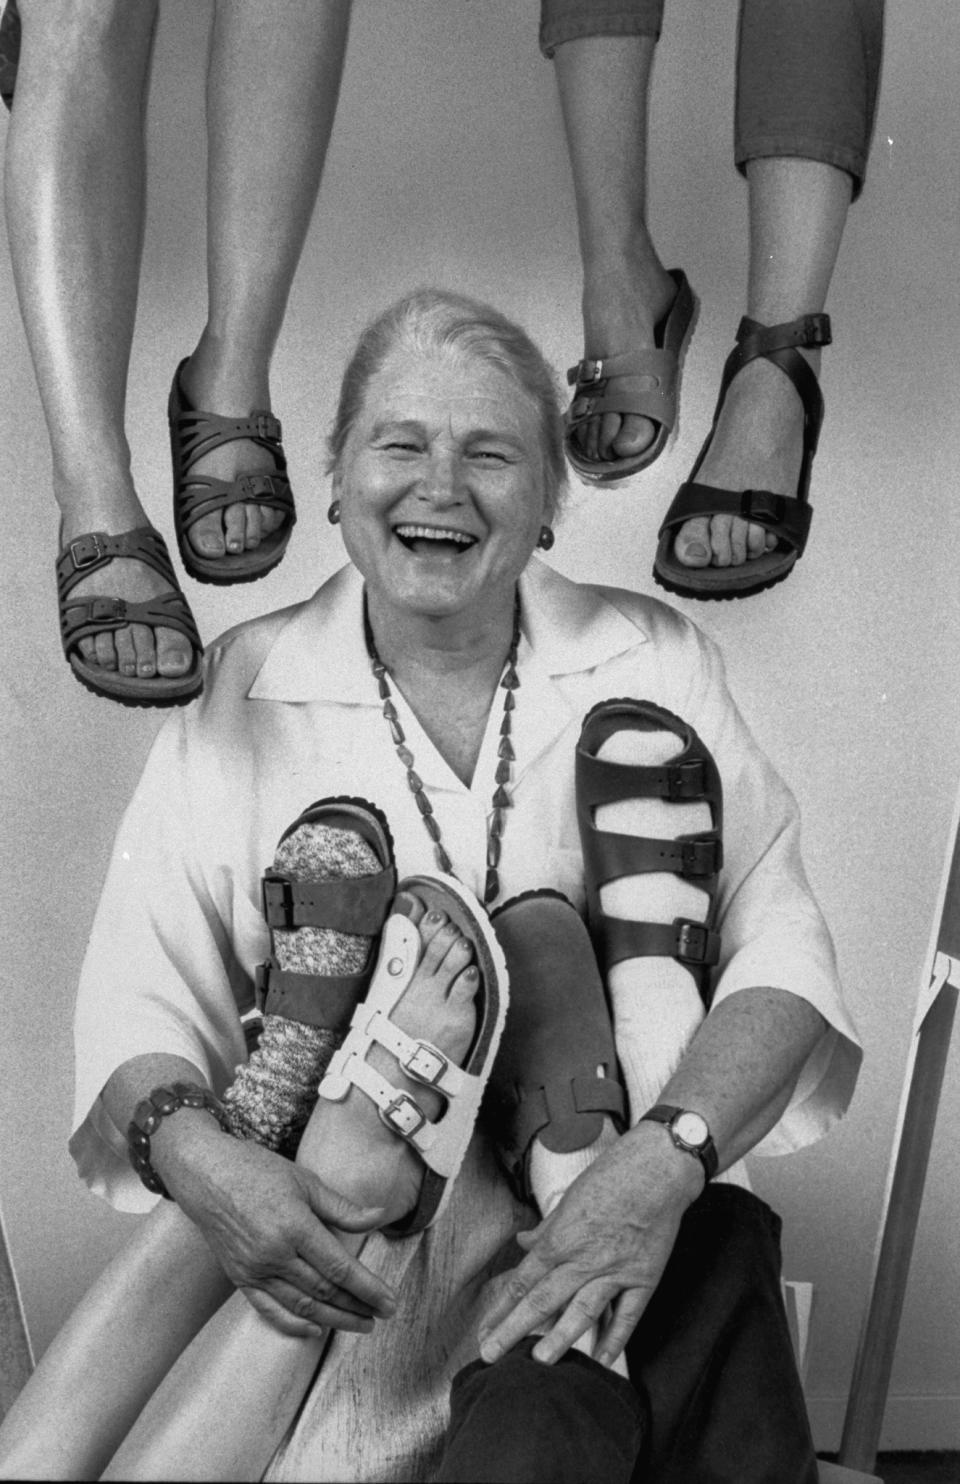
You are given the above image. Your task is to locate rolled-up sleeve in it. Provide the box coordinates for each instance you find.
[671,622,861,1155]
[69,710,253,1211]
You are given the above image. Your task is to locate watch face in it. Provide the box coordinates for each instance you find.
[673,1111,709,1149]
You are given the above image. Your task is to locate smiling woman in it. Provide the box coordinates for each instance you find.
[0,288,860,1482]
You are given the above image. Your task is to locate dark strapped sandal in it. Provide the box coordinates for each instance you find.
[564,269,698,485]
[653,312,831,599]
[56,526,203,708]
[576,699,723,1006]
[484,889,626,1204]
[0,0,20,111]
[253,796,398,1041]
[169,359,297,585]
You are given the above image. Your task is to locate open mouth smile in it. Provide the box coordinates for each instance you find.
[393,523,479,554]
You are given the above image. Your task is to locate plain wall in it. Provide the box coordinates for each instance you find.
[1,0,958,1453]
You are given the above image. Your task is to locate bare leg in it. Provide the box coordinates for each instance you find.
[103,897,481,1483]
[180,0,351,562]
[674,157,852,569]
[5,0,193,682]
[553,34,677,465]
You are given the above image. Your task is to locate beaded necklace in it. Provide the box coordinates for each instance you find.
[363,592,521,907]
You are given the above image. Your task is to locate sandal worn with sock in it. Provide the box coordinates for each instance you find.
[318,872,509,1237]
[564,269,698,485]
[484,888,626,1203]
[56,526,203,707]
[576,698,724,1007]
[169,359,297,585]
[253,795,398,1038]
[653,312,831,600]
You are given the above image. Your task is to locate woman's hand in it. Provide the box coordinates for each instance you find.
[153,1109,398,1338]
[478,1123,703,1367]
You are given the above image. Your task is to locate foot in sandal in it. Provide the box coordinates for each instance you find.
[305,875,508,1238]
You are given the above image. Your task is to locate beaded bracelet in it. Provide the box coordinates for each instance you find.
[127,1081,230,1198]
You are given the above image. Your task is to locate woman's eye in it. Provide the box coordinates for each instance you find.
[470,449,508,463]
[384,441,421,453]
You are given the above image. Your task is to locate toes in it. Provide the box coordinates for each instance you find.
[260,505,285,537]
[243,503,262,551]
[578,416,601,465]
[746,521,768,559]
[189,509,225,559]
[416,908,450,950]
[155,626,194,677]
[597,413,622,461]
[611,413,656,461]
[131,622,157,678]
[93,629,118,671]
[765,530,778,553]
[223,504,246,555]
[78,636,99,668]
[708,514,734,567]
[728,517,749,567]
[674,517,712,568]
[114,624,139,678]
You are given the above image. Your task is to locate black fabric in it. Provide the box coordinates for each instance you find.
[435,1186,816,1484]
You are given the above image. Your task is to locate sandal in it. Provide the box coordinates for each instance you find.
[575,698,723,1006]
[168,359,297,585]
[0,0,20,112]
[653,312,831,599]
[56,526,203,708]
[485,888,626,1203]
[318,872,509,1237]
[253,795,398,1037]
[564,269,698,485]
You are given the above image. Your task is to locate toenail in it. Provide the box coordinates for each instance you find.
[686,543,709,559]
[228,539,243,552]
[463,965,479,981]
[387,957,405,976]
[138,662,155,675]
[425,911,445,924]
[122,663,136,675]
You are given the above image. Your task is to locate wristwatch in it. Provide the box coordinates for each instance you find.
[639,1103,718,1182]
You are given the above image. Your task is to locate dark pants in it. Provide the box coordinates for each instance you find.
[435,1186,817,1484]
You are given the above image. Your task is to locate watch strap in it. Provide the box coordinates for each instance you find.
[639,1102,718,1182]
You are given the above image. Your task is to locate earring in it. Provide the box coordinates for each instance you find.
[327,500,341,525]
[537,525,554,551]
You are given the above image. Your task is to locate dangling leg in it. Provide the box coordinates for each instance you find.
[668,0,884,576]
[174,0,350,574]
[5,0,200,695]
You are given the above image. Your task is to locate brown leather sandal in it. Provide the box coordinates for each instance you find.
[169,360,297,585]
[56,527,203,707]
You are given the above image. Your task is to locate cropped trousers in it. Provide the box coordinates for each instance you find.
[539,0,884,198]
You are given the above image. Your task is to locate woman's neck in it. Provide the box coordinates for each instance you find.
[364,590,518,689]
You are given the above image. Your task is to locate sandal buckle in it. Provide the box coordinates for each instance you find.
[254,413,281,442]
[69,534,106,570]
[801,314,832,348]
[681,837,723,876]
[261,872,294,926]
[380,1091,427,1140]
[673,918,719,966]
[666,759,706,801]
[90,596,126,622]
[238,473,278,500]
[402,1041,448,1087]
[740,491,785,526]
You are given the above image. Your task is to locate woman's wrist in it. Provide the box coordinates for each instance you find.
[623,1118,707,1206]
[148,1101,229,1198]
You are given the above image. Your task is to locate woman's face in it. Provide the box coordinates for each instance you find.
[334,341,549,625]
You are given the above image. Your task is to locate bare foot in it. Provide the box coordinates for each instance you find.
[61,512,195,680]
[576,245,677,466]
[674,350,819,569]
[177,355,287,561]
[298,893,480,1229]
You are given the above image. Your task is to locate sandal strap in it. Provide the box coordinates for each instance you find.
[566,348,677,429]
[56,527,180,602]
[176,471,295,532]
[720,312,829,456]
[60,588,202,654]
[172,406,286,475]
[261,865,397,935]
[588,828,723,883]
[254,960,374,1027]
[601,916,722,974]
[502,1074,626,1186]
[658,481,814,556]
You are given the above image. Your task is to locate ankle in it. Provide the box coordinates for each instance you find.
[56,483,148,543]
[185,331,272,412]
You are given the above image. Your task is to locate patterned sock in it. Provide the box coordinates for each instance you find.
[222,822,380,1154]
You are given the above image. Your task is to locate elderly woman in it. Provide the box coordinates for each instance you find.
[0,289,859,1482]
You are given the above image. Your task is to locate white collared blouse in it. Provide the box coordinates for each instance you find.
[71,559,860,1209]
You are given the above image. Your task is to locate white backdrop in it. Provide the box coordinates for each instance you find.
[1,0,958,1451]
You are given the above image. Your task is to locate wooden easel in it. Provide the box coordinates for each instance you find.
[839,783,960,1471]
